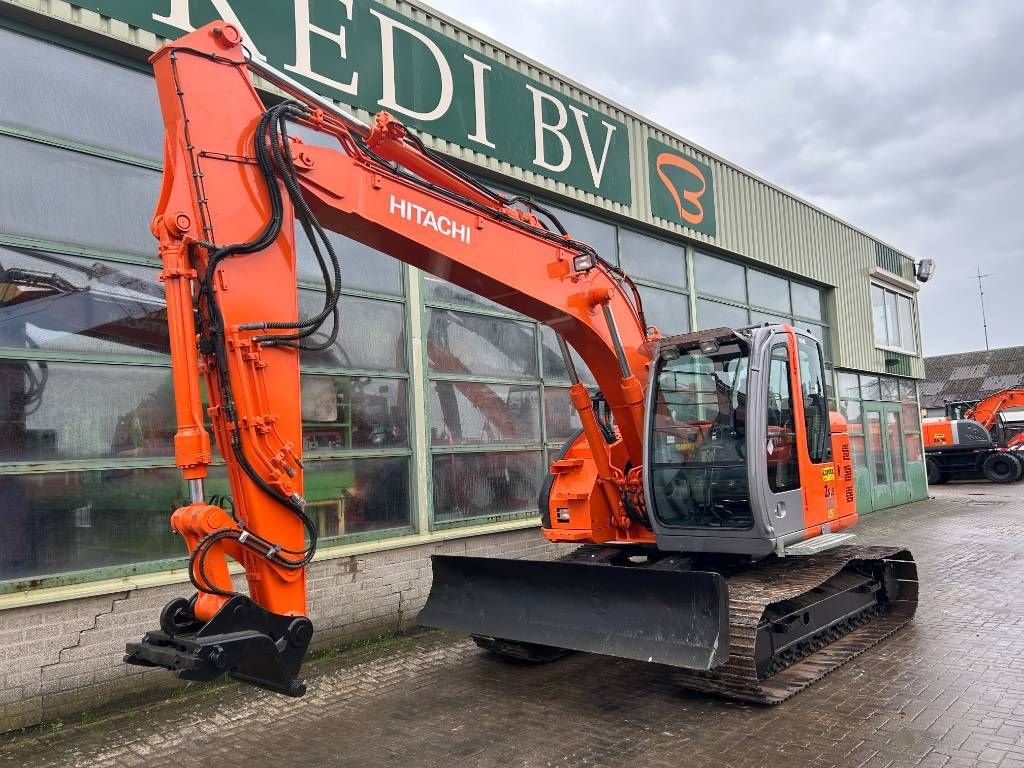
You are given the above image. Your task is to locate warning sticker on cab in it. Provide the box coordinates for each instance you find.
[821,466,836,483]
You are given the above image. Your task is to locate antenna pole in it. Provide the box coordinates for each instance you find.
[973,266,993,350]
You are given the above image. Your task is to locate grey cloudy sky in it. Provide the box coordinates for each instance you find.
[427,0,1024,356]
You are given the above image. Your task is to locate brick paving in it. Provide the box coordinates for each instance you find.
[3,482,1024,768]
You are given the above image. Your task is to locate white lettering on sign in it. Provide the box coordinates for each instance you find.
[143,0,629,199]
[153,0,267,60]
[372,9,454,122]
[464,54,495,149]
[569,106,617,188]
[525,85,572,173]
[285,0,359,96]
[389,195,471,244]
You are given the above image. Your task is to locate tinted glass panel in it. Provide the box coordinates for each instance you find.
[432,451,543,523]
[0,248,168,356]
[841,398,863,433]
[422,275,509,314]
[299,293,406,372]
[696,299,748,329]
[750,311,788,327]
[544,386,581,444]
[837,372,861,400]
[899,379,917,403]
[766,344,800,492]
[897,294,916,352]
[637,285,689,335]
[0,467,191,582]
[902,401,922,435]
[649,341,752,529]
[904,432,923,462]
[539,325,595,385]
[549,207,617,263]
[791,282,824,320]
[871,285,887,346]
[304,457,411,536]
[748,270,790,313]
[886,411,906,483]
[867,411,886,484]
[300,375,408,452]
[619,230,685,287]
[884,291,899,347]
[800,323,831,361]
[0,28,163,160]
[0,135,160,256]
[296,232,403,295]
[849,434,867,469]
[429,382,540,446]
[694,253,745,302]
[861,375,881,401]
[427,309,537,379]
[797,336,831,463]
[0,361,173,462]
[880,377,900,402]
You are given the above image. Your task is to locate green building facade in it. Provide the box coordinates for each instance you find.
[0,0,928,601]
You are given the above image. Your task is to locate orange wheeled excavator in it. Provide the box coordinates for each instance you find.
[923,388,1024,484]
[124,23,917,703]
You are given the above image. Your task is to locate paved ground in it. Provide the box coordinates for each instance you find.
[3,482,1024,768]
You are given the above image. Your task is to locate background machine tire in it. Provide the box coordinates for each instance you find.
[982,452,1022,483]
[925,457,946,485]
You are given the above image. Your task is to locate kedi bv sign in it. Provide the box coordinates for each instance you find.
[84,0,634,204]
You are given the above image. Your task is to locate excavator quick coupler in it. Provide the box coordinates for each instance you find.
[125,594,313,697]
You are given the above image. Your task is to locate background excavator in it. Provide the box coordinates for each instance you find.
[923,388,1024,484]
[123,23,918,704]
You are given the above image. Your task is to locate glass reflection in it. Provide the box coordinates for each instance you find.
[432,452,542,523]
[0,247,169,356]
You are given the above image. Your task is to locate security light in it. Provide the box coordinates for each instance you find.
[915,258,936,283]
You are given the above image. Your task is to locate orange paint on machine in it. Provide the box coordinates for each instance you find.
[123,22,917,705]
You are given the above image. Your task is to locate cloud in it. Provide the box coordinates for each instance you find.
[425,0,1024,355]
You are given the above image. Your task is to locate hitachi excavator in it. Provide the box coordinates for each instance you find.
[923,388,1024,484]
[123,23,918,704]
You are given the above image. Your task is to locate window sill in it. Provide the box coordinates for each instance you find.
[0,517,542,612]
[876,345,918,357]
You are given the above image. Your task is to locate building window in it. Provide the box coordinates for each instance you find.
[836,372,923,480]
[871,283,917,354]
[424,276,591,528]
[0,28,415,590]
[619,229,689,335]
[692,251,832,361]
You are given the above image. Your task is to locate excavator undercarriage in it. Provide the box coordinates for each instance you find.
[423,544,917,704]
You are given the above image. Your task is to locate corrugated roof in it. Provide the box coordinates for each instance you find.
[922,346,1024,409]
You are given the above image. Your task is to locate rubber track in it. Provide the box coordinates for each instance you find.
[672,544,919,704]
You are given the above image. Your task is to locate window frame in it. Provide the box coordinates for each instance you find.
[870,281,919,355]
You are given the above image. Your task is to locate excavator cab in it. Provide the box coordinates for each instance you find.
[644,324,851,558]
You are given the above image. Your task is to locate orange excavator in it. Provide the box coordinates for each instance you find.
[124,23,917,703]
[923,388,1024,484]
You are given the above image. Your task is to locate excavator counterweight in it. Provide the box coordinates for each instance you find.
[124,22,917,703]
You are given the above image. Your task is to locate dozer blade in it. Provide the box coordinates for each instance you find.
[418,555,729,670]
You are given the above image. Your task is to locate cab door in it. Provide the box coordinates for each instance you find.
[754,334,805,541]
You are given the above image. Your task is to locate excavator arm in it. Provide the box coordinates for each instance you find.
[125,22,660,694]
[966,389,1024,447]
